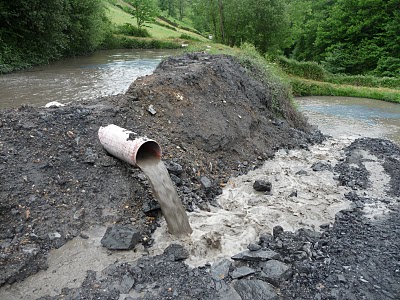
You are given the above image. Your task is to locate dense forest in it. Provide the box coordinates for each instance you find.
[0,0,399,77]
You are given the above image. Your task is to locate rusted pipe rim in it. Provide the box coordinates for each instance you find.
[134,140,162,164]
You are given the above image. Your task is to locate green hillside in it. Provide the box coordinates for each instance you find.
[104,0,207,41]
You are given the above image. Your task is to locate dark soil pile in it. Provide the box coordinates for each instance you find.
[0,53,322,287]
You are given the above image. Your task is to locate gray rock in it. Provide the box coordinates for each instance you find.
[312,161,332,172]
[289,190,298,197]
[101,225,141,250]
[215,281,242,300]
[142,200,161,213]
[147,104,157,115]
[113,274,135,294]
[295,170,308,176]
[233,279,278,300]
[259,260,291,286]
[211,258,231,281]
[247,243,262,251]
[272,225,284,239]
[200,176,213,190]
[232,249,279,262]
[84,148,97,164]
[230,266,255,279]
[163,244,189,261]
[165,160,183,175]
[48,232,61,241]
[253,180,272,192]
[170,173,182,186]
[259,233,273,244]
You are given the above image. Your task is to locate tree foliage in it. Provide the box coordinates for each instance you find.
[190,0,290,54]
[126,0,158,29]
[0,0,109,72]
[287,0,400,76]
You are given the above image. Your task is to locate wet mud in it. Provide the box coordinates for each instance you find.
[0,53,399,299]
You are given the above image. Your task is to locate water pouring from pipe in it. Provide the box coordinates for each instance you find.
[98,124,192,237]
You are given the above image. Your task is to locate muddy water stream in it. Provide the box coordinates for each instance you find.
[0,49,179,109]
[136,154,192,237]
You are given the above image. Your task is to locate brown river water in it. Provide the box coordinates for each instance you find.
[0,49,180,109]
[296,96,400,146]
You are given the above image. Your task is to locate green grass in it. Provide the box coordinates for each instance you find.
[104,1,133,25]
[104,0,207,41]
[290,76,400,103]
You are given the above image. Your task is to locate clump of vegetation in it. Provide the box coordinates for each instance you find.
[179,34,201,42]
[103,35,180,49]
[290,77,400,104]
[276,56,400,90]
[233,43,305,125]
[0,0,110,74]
[114,23,151,37]
[276,56,326,81]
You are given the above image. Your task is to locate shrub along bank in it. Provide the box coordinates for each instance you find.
[275,56,400,103]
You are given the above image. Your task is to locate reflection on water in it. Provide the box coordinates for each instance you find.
[0,49,180,108]
[296,96,400,145]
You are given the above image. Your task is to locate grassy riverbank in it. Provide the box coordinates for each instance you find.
[289,77,400,103]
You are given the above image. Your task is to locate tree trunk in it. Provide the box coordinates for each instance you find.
[218,0,225,43]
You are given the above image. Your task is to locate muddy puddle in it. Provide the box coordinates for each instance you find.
[0,226,147,299]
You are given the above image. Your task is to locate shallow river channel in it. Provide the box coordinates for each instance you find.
[0,49,180,109]
[296,96,400,146]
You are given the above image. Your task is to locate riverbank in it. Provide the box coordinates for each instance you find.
[0,53,399,300]
[290,76,400,104]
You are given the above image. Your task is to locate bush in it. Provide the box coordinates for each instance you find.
[114,23,151,37]
[276,56,400,90]
[373,57,400,78]
[290,77,400,103]
[237,43,305,126]
[154,21,177,31]
[179,34,201,42]
[102,35,180,49]
[325,74,400,90]
[276,56,326,81]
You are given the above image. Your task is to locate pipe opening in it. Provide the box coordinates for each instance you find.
[135,141,162,165]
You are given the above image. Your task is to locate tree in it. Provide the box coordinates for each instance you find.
[287,0,400,76]
[65,0,110,55]
[0,0,110,72]
[127,0,159,29]
[190,0,290,54]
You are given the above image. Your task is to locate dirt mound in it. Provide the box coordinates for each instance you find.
[0,53,322,288]
[126,53,317,156]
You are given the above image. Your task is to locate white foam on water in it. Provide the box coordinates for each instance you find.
[355,150,399,220]
[150,137,354,266]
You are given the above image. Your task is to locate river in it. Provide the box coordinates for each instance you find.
[296,96,400,145]
[0,49,180,109]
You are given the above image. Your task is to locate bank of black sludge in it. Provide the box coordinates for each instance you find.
[0,53,399,299]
